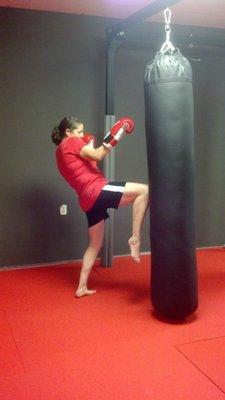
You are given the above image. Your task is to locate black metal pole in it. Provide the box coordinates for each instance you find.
[105,36,124,115]
[103,38,121,267]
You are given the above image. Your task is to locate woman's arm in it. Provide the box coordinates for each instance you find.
[80,116,134,162]
[80,144,110,162]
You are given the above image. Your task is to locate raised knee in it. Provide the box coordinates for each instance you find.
[142,184,149,197]
[134,184,149,200]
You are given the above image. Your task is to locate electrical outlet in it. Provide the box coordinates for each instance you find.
[60,204,67,215]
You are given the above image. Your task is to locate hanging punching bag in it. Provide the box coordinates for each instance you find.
[144,50,198,319]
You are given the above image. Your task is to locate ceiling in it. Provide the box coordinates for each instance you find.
[0,0,225,29]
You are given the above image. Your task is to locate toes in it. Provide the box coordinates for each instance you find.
[128,238,141,263]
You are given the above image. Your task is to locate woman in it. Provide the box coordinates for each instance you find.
[51,116,149,298]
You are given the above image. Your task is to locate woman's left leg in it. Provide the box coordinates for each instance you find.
[75,219,105,298]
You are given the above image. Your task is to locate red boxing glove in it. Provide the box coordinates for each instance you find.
[103,116,135,149]
[82,133,95,145]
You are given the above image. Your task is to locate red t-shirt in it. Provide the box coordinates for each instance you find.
[56,137,108,211]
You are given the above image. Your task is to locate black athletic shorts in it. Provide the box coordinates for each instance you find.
[85,182,126,228]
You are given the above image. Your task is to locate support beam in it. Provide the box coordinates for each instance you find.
[102,0,183,267]
[105,37,122,115]
[107,0,183,40]
[101,115,116,267]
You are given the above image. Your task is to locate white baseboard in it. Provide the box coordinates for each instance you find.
[1,245,224,271]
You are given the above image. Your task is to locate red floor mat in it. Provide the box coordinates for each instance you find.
[0,311,25,377]
[0,341,224,400]
[176,336,225,393]
[0,249,225,399]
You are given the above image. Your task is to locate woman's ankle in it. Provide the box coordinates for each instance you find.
[128,235,140,244]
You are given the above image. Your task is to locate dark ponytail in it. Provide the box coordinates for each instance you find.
[51,126,64,146]
[51,116,83,146]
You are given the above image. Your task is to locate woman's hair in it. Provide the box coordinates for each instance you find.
[51,116,83,146]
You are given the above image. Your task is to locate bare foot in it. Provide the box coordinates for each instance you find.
[128,237,141,263]
[75,288,96,298]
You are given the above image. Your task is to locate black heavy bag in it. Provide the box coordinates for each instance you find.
[144,50,198,319]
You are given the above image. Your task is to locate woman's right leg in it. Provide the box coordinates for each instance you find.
[119,182,149,263]
[75,219,105,298]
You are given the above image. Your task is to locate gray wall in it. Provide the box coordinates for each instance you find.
[0,7,224,267]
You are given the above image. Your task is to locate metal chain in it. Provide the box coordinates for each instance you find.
[164,7,171,24]
[164,8,171,43]
[160,7,175,54]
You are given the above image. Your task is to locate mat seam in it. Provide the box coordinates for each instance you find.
[4,310,28,374]
[175,334,225,346]
[174,345,225,395]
